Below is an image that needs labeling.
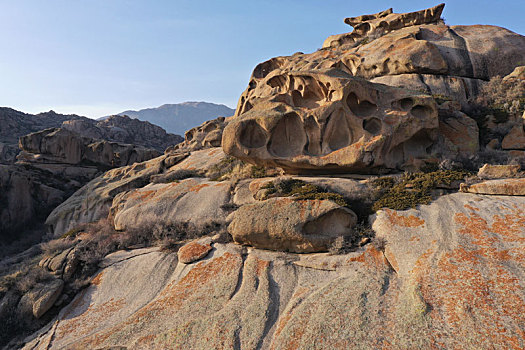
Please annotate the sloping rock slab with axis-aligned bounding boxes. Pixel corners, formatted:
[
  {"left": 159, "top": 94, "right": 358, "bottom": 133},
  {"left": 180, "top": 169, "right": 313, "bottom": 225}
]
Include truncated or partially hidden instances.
[
  {"left": 23, "top": 192, "right": 525, "bottom": 350},
  {"left": 111, "top": 178, "right": 232, "bottom": 231},
  {"left": 24, "top": 249, "right": 177, "bottom": 349},
  {"left": 477, "top": 164, "right": 521, "bottom": 179},
  {"left": 373, "top": 192, "right": 525, "bottom": 349},
  {"left": 45, "top": 148, "right": 226, "bottom": 237}
]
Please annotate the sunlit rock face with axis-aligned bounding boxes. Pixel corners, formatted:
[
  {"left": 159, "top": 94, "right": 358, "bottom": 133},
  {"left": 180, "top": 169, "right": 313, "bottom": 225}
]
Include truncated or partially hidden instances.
[
  {"left": 223, "top": 70, "right": 438, "bottom": 174},
  {"left": 223, "top": 3, "right": 525, "bottom": 174}
]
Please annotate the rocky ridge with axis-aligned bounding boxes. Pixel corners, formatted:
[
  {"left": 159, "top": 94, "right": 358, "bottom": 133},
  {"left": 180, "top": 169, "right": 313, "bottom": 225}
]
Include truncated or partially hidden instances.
[{"left": 0, "top": 112, "right": 182, "bottom": 251}]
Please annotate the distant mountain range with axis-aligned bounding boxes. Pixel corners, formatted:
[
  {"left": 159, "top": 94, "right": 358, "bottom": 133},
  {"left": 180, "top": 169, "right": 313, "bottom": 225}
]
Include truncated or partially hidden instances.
[{"left": 112, "top": 101, "right": 235, "bottom": 136}]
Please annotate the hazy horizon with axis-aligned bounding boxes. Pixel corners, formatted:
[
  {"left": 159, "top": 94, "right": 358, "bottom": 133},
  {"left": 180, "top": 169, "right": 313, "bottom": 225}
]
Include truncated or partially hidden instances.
[{"left": 1, "top": 0, "right": 524, "bottom": 119}]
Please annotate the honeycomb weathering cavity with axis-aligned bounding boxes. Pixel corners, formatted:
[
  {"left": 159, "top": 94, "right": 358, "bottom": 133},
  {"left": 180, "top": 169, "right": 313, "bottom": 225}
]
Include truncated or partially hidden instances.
[{"left": 222, "top": 70, "right": 439, "bottom": 173}]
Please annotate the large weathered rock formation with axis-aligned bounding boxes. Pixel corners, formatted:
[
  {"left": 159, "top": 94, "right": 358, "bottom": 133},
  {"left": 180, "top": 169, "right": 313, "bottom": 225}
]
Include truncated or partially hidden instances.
[
  {"left": 223, "top": 3, "right": 525, "bottom": 173},
  {"left": 1, "top": 4, "right": 524, "bottom": 350}
]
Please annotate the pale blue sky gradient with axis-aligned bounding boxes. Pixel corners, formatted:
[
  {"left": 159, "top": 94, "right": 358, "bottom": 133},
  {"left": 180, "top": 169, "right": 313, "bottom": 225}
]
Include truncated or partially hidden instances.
[{"left": 0, "top": 0, "right": 523, "bottom": 118}]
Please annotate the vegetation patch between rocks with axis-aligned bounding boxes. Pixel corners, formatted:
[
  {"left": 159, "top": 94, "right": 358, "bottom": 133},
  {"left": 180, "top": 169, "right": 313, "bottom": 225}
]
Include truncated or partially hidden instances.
[
  {"left": 206, "top": 155, "right": 280, "bottom": 182},
  {"left": 261, "top": 179, "right": 349, "bottom": 207},
  {"left": 371, "top": 170, "right": 471, "bottom": 211}
]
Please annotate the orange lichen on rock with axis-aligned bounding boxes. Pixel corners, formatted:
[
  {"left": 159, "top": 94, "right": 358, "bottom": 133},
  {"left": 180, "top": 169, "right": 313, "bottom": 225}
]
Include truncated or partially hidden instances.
[
  {"left": 188, "top": 183, "right": 210, "bottom": 193},
  {"left": 178, "top": 241, "right": 213, "bottom": 264},
  {"left": 54, "top": 298, "right": 126, "bottom": 343},
  {"left": 255, "top": 258, "right": 270, "bottom": 277},
  {"left": 463, "top": 204, "right": 479, "bottom": 211},
  {"left": 75, "top": 252, "right": 243, "bottom": 348},
  {"left": 91, "top": 271, "right": 104, "bottom": 286},
  {"left": 385, "top": 209, "right": 425, "bottom": 227},
  {"left": 410, "top": 204, "right": 525, "bottom": 349}
]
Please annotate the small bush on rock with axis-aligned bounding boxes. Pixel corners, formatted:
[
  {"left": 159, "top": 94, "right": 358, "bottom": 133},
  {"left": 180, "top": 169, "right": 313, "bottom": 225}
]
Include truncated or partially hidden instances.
[{"left": 468, "top": 74, "right": 525, "bottom": 145}]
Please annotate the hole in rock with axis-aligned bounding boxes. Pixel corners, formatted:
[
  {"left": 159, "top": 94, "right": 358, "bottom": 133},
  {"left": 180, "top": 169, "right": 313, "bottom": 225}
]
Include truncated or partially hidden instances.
[
  {"left": 399, "top": 98, "right": 413, "bottom": 110},
  {"left": 292, "top": 87, "right": 321, "bottom": 108},
  {"left": 239, "top": 120, "right": 267, "bottom": 148},
  {"left": 354, "top": 22, "right": 371, "bottom": 36},
  {"left": 268, "top": 112, "right": 307, "bottom": 157},
  {"left": 303, "top": 209, "right": 355, "bottom": 238},
  {"left": 203, "top": 123, "right": 216, "bottom": 133},
  {"left": 267, "top": 75, "right": 286, "bottom": 89},
  {"left": 253, "top": 58, "right": 282, "bottom": 79},
  {"left": 241, "top": 101, "right": 253, "bottom": 114},
  {"left": 363, "top": 118, "right": 382, "bottom": 135},
  {"left": 389, "top": 129, "right": 435, "bottom": 166},
  {"left": 323, "top": 110, "right": 352, "bottom": 151},
  {"left": 346, "top": 92, "right": 377, "bottom": 117},
  {"left": 411, "top": 105, "right": 433, "bottom": 118},
  {"left": 304, "top": 115, "right": 322, "bottom": 156},
  {"left": 185, "top": 130, "right": 194, "bottom": 141}
]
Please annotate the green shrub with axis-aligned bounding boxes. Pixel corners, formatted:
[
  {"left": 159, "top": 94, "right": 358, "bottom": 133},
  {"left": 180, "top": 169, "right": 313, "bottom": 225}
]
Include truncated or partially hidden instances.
[{"left": 469, "top": 74, "right": 525, "bottom": 145}]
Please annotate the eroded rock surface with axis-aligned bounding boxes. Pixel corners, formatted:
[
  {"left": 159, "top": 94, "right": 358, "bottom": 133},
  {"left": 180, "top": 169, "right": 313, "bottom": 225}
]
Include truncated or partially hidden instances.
[
  {"left": 477, "top": 164, "right": 521, "bottom": 179},
  {"left": 0, "top": 164, "right": 78, "bottom": 243},
  {"left": 461, "top": 178, "right": 525, "bottom": 196},
  {"left": 167, "top": 116, "right": 228, "bottom": 153},
  {"left": 111, "top": 178, "right": 232, "bottom": 232},
  {"left": 223, "top": 74, "right": 439, "bottom": 173},
  {"left": 62, "top": 115, "right": 183, "bottom": 152}
]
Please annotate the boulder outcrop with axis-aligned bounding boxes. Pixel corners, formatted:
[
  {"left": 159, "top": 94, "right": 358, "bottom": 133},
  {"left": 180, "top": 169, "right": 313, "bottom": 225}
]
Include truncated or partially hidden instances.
[
  {"left": 229, "top": 197, "right": 357, "bottom": 253},
  {"left": 177, "top": 238, "right": 213, "bottom": 264},
  {"left": 0, "top": 109, "right": 87, "bottom": 164},
  {"left": 2, "top": 5, "right": 524, "bottom": 349},
  {"left": 62, "top": 115, "right": 183, "bottom": 152},
  {"left": 0, "top": 108, "right": 183, "bottom": 165},
  {"left": 460, "top": 178, "right": 525, "bottom": 196},
  {"left": 0, "top": 164, "right": 78, "bottom": 244},
  {"left": 167, "top": 116, "right": 227, "bottom": 153},
  {"left": 223, "top": 4, "right": 524, "bottom": 173},
  {"left": 111, "top": 178, "right": 232, "bottom": 232}
]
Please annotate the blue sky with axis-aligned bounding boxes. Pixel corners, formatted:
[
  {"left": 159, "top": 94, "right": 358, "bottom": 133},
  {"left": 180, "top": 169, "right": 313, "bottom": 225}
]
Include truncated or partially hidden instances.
[{"left": 0, "top": 0, "right": 523, "bottom": 118}]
